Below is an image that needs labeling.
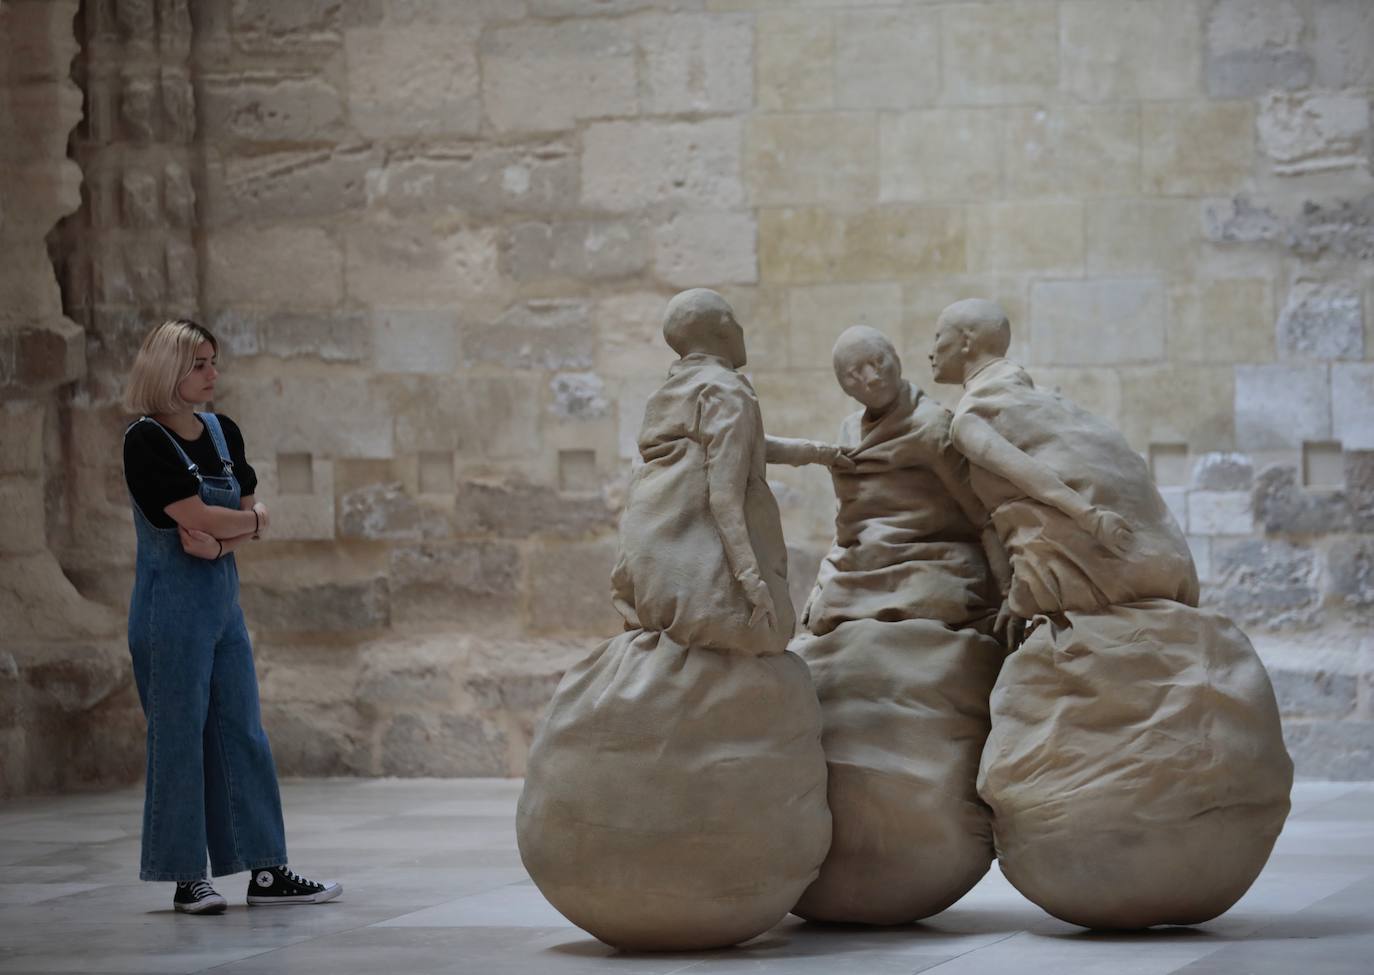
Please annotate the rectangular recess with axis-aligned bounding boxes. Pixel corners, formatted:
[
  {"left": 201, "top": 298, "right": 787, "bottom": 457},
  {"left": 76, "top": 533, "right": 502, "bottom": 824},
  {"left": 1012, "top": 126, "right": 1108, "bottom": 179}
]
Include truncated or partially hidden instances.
[
  {"left": 418, "top": 450, "right": 455, "bottom": 494},
  {"left": 1303, "top": 441, "right": 1344, "bottom": 489},
  {"left": 1149, "top": 443, "right": 1190, "bottom": 487},
  {"left": 277, "top": 452, "right": 313, "bottom": 495},
  {"left": 559, "top": 449, "right": 598, "bottom": 493}
]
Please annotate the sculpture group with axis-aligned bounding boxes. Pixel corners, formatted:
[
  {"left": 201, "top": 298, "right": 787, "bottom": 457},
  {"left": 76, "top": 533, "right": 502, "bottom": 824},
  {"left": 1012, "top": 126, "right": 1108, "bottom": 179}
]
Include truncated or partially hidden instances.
[{"left": 517, "top": 289, "right": 1293, "bottom": 949}]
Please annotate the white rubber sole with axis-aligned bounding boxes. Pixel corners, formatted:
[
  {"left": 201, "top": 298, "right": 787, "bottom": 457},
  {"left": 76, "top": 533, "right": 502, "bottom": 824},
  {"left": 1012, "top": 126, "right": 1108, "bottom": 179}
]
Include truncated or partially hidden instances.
[
  {"left": 247, "top": 881, "right": 342, "bottom": 906},
  {"left": 174, "top": 894, "right": 227, "bottom": 915}
]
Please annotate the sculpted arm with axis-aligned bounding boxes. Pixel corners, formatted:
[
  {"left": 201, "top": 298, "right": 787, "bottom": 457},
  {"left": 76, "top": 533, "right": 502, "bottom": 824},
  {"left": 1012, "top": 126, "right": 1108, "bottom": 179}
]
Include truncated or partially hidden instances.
[{"left": 766, "top": 435, "right": 855, "bottom": 471}]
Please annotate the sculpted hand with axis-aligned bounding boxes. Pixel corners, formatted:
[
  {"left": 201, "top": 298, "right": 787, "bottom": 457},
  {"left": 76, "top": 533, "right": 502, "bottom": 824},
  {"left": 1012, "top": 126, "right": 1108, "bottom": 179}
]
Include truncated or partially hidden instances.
[
  {"left": 822, "top": 444, "right": 856, "bottom": 472},
  {"left": 993, "top": 598, "right": 1024, "bottom": 652},
  {"left": 179, "top": 526, "right": 220, "bottom": 560},
  {"left": 738, "top": 567, "right": 777, "bottom": 630},
  {"left": 252, "top": 501, "right": 270, "bottom": 538},
  {"left": 1086, "top": 507, "right": 1134, "bottom": 556}
]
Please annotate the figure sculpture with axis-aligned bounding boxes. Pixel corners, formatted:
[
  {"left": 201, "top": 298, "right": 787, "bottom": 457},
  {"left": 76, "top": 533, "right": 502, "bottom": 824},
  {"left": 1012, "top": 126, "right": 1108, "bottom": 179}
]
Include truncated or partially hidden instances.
[
  {"left": 932, "top": 299, "right": 1293, "bottom": 930},
  {"left": 517, "top": 290, "right": 834, "bottom": 951},
  {"left": 789, "top": 326, "right": 1008, "bottom": 925}
]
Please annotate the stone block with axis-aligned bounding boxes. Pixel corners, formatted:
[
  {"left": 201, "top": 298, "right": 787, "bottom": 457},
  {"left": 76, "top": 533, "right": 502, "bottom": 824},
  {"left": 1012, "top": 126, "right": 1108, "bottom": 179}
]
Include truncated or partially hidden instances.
[
  {"left": 391, "top": 374, "right": 542, "bottom": 458},
  {"left": 638, "top": 13, "right": 752, "bottom": 114},
  {"left": 1253, "top": 463, "right": 1350, "bottom": 535},
  {"left": 549, "top": 373, "right": 610, "bottom": 421},
  {"left": 1208, "top": 537, "right": 1319, "bottom": 630},
  {"left": 242, "top": 578, "right": 389, "bottom": 632},
  {"left": 1167, "top": 278, "right": 1274, "bottom": 364},
  {"left": 1333, "top": 364, "right": 1374, "bottom": 451},
  {"left": 653, "top": 211, "right": 758, "bottom": 287},
  {"left": 1235, "top": 364, "right": 1331, "bottom": 451},
  {"left": 1327, "top": 538, "right": 1374, "bottom": 616},
  {"left": 199, "top": 74, "right": 346, "bottom": 144},
  {"left": 219, "top": 376, "right": 393, "bottom": 458},
  {"left": 452, "top": 478, "right": 616, "bottom": 540},
  {"left": 835, "top": 9, "right": 938, "bottom": 109},
  {"left": 1269, "top": 670, "right": 1358, "bottom": 718},
  {"left": 1347, "top": 451, "right": 1374, "bottom": 532},
  {"left": 481, "top": 21, "right": 637, "bottom": 133},
  {"left": 346, "top": 221, "right": 501, "bottom": 307},
  {"left": 15, "top": 319, "right": 85, "bottom": 388},
  {"left": 1193, "top": 452, "right": 1254, "bottom": 491},
  {"left": 595, "top": 292, "right": 673, "bottom": 378},
  {"left": 258, "top": 312, "right": 371, "bottom": 363},
  {"left": 502, "top": 220, "right": 648, "bottom": 282},
  {"left": 205, "top": 145, "right": 376, "bottom": 225},
  {"left": 464, "top": 300, "right": 594, "bottom": 371},
  {"left": 529, "top": 0, "right": 701, "bottom": 13},
  {"left": 1313, "top": 0, "right": 1374, "bottom": 88},
  {"left": 1278, "top": 282, "right": 1364, "bottom": 361},
  {"left": 229, "top": 0, "right": 342, "bottom": 44},
  {"left": 120, "top": 170, "right": 159, "bottom": 227},
  {"left": 345, "top": 27, "right": 481, "bottom": 139},
  {"left": 372, "top": 310, "right": 459, "bottom": 374},
  {"left": 206, "top": 227, "right": 343, "bottom": 310},
  {"left": 339, "top": 483, "right": 423, "bottom": 540},
  {"left": 880, "top": 109, "right": 1001, "bottom": 203},
  {"left": 1258, "top": 92, "right": 1368, "bottom": 176},
  {"left": 379, "top": 712, "right": 509, "bottom": 777},
  {"left": 262, "top": 701, "right": 370, "bottom": 777},
  {"left": 1283, "top": 720, "right": 1374, "bottom": 780},
  {"left": 0, "top": 402, "right": 43, "bottom": 476},
  {"left": 755, "top": 10, "right": 834, "bottom": 111},
  {"left": 166, "top": 162, "right": 195, "bottom": 227},
  {"left": 1142, "top": 101, "right": 1254, "bottom": 194},
  {"left": 1028, "top": 278, "right": 1165, "bottom": 367},
  {"left": 528, "top": 539, "right": 620, "bottom": 635},
  {"left": 941, "top": 1, "right": 1059, "bottom": 105},
  {"left": 0, "top": 476, "right": 46, "bottom": 555},
  {"left": 160, "top": 71, "right": 196, "bottom": 144},
  {"left": 1086, "top": 199, "right": 1200, "bottom": 276},
  {"left": 1189, "top": 490, "right": 1253, "bottom": 536},
  {"left": 250, "top": 453, "right": 336, "bottom": 540},
  {"left": 1060, "top": 0, "right": 1201, "bottom": 101},
  {"left": 966, "top": 202, "right": 1083, "bottom": 275},
  {"left": 746, "top": 113, "right": 879, "bottom": 206},
  {"left": 366, "top": 142, "right": 578, "bottom": 218},
  {"left": 1204, "top": 0, "right": 1311, "bottom": 97},
  {"left": 388, "top": 540, "right": 523, "bottom": 625},
  {"left": 1119, "top": 365, "right": 1235, "bottom": 453},
  {"left": 582, "top": 119, "right": 743, "bottom": 211},
  {"left": 788, "top": 283, "right": 902, "bottom": 373},
  {"left": 758, "top": 205, "right": 965, "bottom": 284}
]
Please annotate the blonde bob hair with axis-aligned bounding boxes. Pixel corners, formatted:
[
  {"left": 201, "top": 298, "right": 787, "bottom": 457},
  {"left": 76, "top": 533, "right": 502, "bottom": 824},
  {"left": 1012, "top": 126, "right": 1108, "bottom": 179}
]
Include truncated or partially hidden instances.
[{"left": 123, "top": 319, "right": 219, "bottom": 416}]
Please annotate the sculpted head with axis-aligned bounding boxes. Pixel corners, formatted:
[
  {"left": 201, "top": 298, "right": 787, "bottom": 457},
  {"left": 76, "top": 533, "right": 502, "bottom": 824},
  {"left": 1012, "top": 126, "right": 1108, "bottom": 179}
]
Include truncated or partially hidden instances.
[
  {"left": 832, "top": 325, "right": 903, "bottom": 412},
  {"left": 662, "top": 288, "right": 747, "bottom": 369},
  {"left": 930, "top": 299, "right": 1011, "bottom": 385}
]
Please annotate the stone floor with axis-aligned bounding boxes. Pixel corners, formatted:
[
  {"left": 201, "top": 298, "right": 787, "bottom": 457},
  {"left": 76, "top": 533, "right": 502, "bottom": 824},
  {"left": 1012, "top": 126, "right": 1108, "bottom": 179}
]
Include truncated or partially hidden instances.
[{"left": 0, "top": 779, "right": 1371, "bottom": 974}]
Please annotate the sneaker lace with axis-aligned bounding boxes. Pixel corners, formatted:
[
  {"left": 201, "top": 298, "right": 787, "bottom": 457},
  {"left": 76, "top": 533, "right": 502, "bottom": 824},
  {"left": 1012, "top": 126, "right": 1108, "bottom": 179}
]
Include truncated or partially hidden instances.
[
  {"left": 184, "top": 879, "right": 216, "bottom": 899},
  {"left": 279, "top": 866, "right": 314, "bottom": 888}
]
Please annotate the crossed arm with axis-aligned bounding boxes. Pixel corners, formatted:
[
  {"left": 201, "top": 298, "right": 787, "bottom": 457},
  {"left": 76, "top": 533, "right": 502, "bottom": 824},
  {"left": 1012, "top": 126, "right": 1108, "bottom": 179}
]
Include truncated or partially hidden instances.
[{"left": 166, "top": 494, "right": 269, "bottom": 560}]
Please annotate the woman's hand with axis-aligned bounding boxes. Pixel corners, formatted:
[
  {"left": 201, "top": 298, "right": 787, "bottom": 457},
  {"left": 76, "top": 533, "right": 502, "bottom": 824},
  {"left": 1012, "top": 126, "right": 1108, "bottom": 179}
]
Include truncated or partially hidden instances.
[
  {"left": 251, "top": 502, "right": 270, "bottom": 538},
  {"left": 179, "top": 526, "right": 221, "bottom": 560}
]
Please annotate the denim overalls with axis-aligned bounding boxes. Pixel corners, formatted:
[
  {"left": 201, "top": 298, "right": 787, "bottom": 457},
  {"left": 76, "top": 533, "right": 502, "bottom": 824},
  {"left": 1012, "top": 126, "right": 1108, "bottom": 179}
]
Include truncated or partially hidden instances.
[{"left": 126, "top": 413, "right": 287, "bottom": 882}]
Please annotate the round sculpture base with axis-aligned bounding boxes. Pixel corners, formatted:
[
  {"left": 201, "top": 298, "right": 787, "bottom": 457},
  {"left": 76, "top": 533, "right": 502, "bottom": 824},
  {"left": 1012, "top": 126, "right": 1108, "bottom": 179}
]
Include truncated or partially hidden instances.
[{"left": 517, "top": 629, "right": 832, "bottom": 952}]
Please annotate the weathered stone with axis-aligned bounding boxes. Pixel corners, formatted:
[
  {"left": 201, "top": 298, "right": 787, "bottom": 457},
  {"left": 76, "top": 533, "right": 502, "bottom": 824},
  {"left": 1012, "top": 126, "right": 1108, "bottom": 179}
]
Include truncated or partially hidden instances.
[
  {"left": 1204, "top": 195, "right": 1374, "bottom": 262},
  {"left": 366, "top": 142, "right": 577, "bottom": 217},
  {"left": 372, "top": 310, "right": 459, "bottom": 374},
  {"left": 164, "top": 239, "right": 197, "bottom": 306},
  {"left": 1252, "top": 464, "right": 1350, "bottom": 536},
  {"left": 746, "top": 113, "right": 879, "bottom": 206},
  {"left": 582, "top": 119, "right": 743, "bottom": 211},
  {"left": 346, "top": 221, "right": 502, "bottom": 306},
  {"left": 388, "top": 540, "right": 523, "bottom": 624},
  {"left": 452, "top": 478, "right": 615, "bottom": 539},
  {"left": 835, "top": 9, "right": 937, "bottom": 109},
  {"left": 1193, "top": 452, "right": 1255, "bottom": 491},
  {"left": 1207, "top": 537, "right": 1320, "bottom": 629},
  {"left": 230, "top": 0, "right": 342, "bottom": 47},
  {"left": 208, "top": 309, "right": 261, "bottom": 357},
  {"left": 199, "top": 75, "right": 345, "bottom": 144},
  {"left": 380, "top": 712, "right": 509, "bottom": 777},
  {"left": 1234, "top": 364, "right": 1331, "bottom": 450},
  {"left": 1283, "top": 720, "right": 1374, "bottom": 780},
  {"left": 206, "top": 145, "right": 376, "bottom": 225},
  {"left": 346, "top": 27, "right": 481, "bottom": 138},
  {"left": 1333, "top": 364, "right": 1374, "bottom": 450},
  {"left": 1326, "top": 538, "right": 1374, "bottom": 615},
  {"left": 529, "top": 0, "right": 698, "bottom": 13},
  {"left": 527, "top": 539, "right": 619, "bottom": 635},
  {"left": 392, "top": 374, "right": 541, "bottom": 458},
  {"left": 967, "top": 202, "right": 1083, "bottom": 275},
  {"left": 755, "top": 10, "right": 833, "bottom": 111},
  {"left": 788, "top": 282, "right": 902, "bottom": 372},
  {"left": 1060, "top": 0, "right": 1200, "bottom": 101},
  {"left": 249, "top": 453, "right": 336, "bottom": 540},
  {"left": 941, "top": 1, "right": 1058, "bottom": 105},
  {"left": 1143, "top": 99, "right": 1254, "bottom": 194},
  {"left": 0, "top": 402, "right": 43, "bottom": 477},
  {"left": 502, "top": 220, "right": 647, "bottom": 283},
  {"left": 880, "top": 109, "right": 1001, "bottom": 202},
  {"left": 1205, "top": 0, "right": 1311, "bottom": 97},
  {"left": 1189, "top": 491, "right": 1253, "bottom": 536},
  {"left": 339, "top": 483, "right": 422, "bottom": 541},
  {"left": 653, "top": 210, "right": 757, "bottom": 287},
  {"left": 15, "top": 319, "right": 84, "bottom": 388},
  {"left": 15, "top": 641, "right": 129, "bottom": 715},
  {"left": 263, "top": 312, "right": 371, "bottom": 363},
  {"left": 220, "top": 376, "right": 393, "bottom": 458},
  {"left": 159, "top": 71, "right": 195, "bottom": 144},
  {"left": 638, "top": 13, "right": 752, "bottom": 114},
  {"left": 1119, "top": 365, "right": 1234, "bottom": 453},
  {"left": 119, "top": 75, "right": 156, "bottom": 142},
  {"left": 1313, "top": 0, "right": 1374, "bottom": 88},
  {"left": 1167, "top": 278, "right": 1273, "bottom": 365},
  {"left": 595, "top": 291, "right": 675, "bottom": 377},
  {"left": 549, "top": 373, "right": 609, "bottom": 421},
  {"left": 162, "top": 162, "right": 195, "bottom": 226},
  {"left": 465, "top": 300, "right": 594, "bottom": 370},
  {"left": 1346, "top": 451, "right": 1374, "bottom": 532},
  {"left": 1086, "top": 199, "right": 1199, "bottom": 275},
  {"left": 120, "top": 170, "right": 159, "bottom": 226},
  {"left": 481, "top": 21, "right": 637, "bottom": 133},
  {"left": 1278, "top": 282, "right": 1363, "bottom": 361},
  {"left": 758, "top": 205, "right": 965, "bottom": 284},
  {"left": 1202, "top": 195, "right": 1286, "bottom": 246},
  {"left": 242, "top": 578, "right": 389, "bottom": 632},
  {"left": 205, "top": 227, "right": 344, "bottom": 309},
  {"left": 261, "top": 701, "right": 370, "bottom": 777},
  {"left": 1269, "top": 670, "right": 1358, "bottom": 718},
  {"left": 1028, "top": 278, "right": 1164, "bottom": 367},
  {"left": 1258, "top": 92, "right": 1368, "bottom": 176}
]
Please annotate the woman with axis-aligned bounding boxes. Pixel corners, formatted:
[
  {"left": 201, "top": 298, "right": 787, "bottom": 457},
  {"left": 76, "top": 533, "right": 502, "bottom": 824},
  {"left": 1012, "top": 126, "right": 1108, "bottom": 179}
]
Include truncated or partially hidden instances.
[{"left": 122, "top": 318, "right": 341, "bottom": 915}]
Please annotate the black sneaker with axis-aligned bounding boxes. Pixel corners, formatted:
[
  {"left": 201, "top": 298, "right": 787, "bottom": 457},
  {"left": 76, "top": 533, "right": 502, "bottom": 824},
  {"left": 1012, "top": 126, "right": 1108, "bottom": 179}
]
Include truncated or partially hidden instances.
[
  {"left": 173, "top": 879, "right": 227, "bottom": 915},
  {"left": 246, "top": 865, "right": 342, "bottom": 906}
]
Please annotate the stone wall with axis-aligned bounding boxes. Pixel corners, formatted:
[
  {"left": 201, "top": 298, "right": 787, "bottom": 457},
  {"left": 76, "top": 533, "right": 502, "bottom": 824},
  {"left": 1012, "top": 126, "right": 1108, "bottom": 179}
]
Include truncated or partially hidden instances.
[{"left": 6, "top": 0, "right": 1373, "bottom": 794}]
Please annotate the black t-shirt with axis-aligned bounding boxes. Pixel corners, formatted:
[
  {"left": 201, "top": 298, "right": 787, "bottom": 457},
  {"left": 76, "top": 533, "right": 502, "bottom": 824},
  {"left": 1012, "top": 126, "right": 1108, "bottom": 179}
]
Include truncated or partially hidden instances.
[{"left": 123, "top": 414, "right": 258, "bottom": 529}]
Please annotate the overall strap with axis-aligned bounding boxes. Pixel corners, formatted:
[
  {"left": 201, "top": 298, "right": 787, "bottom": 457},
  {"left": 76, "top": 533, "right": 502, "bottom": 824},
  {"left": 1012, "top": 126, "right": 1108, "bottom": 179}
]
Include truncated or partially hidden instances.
[
  {"left": 197, "top": 413, "right": 235, "bottom": 476},
  {"left": 128, "top": 416, "right": 200, "bottom": 479}
]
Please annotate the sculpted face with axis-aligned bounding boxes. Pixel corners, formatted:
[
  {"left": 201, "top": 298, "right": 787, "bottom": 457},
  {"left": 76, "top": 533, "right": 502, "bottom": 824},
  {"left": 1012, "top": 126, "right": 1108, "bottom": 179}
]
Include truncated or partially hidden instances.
[
  {"left": 722, "top": 309, "right": 747, "bottom": 369},
  {"left": 833, "top": 328, "right": 903, "bottom": 411},
  {"left": 929, "top": 318, "right": 968, "bottom": 385}
]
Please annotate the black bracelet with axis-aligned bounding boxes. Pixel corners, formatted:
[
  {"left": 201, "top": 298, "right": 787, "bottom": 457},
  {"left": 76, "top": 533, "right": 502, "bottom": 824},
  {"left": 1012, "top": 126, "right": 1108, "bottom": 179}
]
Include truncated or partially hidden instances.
[
  {"left": 252, "top": 508, "right": 260, "bottom": 538},
  {"left": 216, "top": 539, "right": 223, "bottom": 559}
]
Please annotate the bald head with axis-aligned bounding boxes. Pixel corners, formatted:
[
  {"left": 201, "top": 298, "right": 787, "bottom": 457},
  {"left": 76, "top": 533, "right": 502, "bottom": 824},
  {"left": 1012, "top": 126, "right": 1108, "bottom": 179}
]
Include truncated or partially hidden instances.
[
  {"left": 930, "top": 299, "right": 1011, "bottom": 385},
  {"left": 662, "top": 288, "right": 747, "bottom": 367},
  {"left": 833, "top": 325, "right": 903, "bottom": 411}
]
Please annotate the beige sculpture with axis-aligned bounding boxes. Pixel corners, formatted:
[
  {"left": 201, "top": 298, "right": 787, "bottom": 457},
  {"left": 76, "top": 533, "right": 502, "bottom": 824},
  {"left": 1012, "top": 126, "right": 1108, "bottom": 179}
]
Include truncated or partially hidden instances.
[
  {"left": 517, "top": 289, "right": 833, "bottom": 951},
  {"left": 931, "top": 299, "right": 1293, "bottom": 930},
  {"left": 789, "top": 326, "right": 1007, "bottom": 925}
]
